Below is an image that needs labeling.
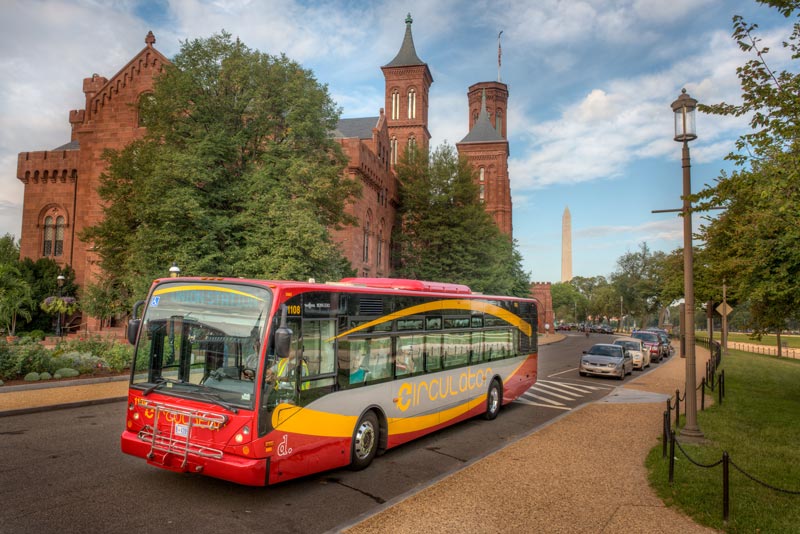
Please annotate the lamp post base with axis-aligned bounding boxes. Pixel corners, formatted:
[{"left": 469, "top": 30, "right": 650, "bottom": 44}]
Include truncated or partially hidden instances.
[{"left": 678, "top": 425, "right": 706, "bottom": 443}]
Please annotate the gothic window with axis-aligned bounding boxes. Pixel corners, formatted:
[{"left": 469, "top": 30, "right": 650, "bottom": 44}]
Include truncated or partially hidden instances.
[
  {"left": 362, "top": 220, "right": 370, "bottom": 263},
  {"left": 138, "top": 92, "right": 156, "bottom": 127},
  {"left": 391, "top": 136, "right": 398, "bottom": 165},
  {"left": 391, "top": 90, "right": 400, "bottom": 120},
  {"left": 479, "top": 168, "right": 486, "bottom": 203},
  {"left": 407, "top": 136, "right": 416, "bottom": 161},
  {"left": 407, "top": 88, "right": 416, "bottom": 119},
  {"left": 54, "top": 216, "right": 65, "bottom": 257},
  {"left": 42, "top": 216, "right": 54, "bottom": 256},
  {"left": 377, "top": 227, "right": 384, "bottom": 267}
]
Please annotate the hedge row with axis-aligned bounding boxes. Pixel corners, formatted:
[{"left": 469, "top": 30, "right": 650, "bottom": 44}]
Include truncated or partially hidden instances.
[{"left": 0, "top": 336, "right": 133, "bottom": 382}]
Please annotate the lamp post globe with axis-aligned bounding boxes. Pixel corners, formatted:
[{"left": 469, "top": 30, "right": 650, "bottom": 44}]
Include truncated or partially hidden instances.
[
  {"left": 672, "top": 88, "right": 703, "bottom": 441},
  {"left": 169, "top": 262, "right": 181, "bottom": 278}
]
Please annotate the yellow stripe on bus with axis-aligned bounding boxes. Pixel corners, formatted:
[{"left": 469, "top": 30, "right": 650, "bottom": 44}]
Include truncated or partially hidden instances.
[
  {"left": 330, "top": 299, "right": 532, "bottom": 340},
  {"left": 153, "top": 284, "right": 265, "bottom": 301},
  {"left": 271, "top": 394, "right": 489, "bottom": 438}
]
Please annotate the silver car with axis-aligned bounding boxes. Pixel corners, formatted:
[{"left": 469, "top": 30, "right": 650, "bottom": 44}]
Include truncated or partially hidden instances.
[
  {"left": 613, "top": 337, "right": 650, "bottom": 370},
  {"left": 579, "top": 343, "right": 633, "bottom": 380}
]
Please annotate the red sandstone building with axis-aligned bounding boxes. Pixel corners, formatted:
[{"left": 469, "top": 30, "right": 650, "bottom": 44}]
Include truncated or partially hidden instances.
[{"left": 16, "top": 17, "right": 552, "bottom": 330}]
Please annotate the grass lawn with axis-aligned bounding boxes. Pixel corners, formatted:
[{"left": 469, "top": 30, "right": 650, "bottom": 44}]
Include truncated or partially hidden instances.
[
  {"left": 725, "top": 332, "right": 800, "bottom": 349},
  {"left": 646, "top": 349, "right": 800, "bottom": 532}
]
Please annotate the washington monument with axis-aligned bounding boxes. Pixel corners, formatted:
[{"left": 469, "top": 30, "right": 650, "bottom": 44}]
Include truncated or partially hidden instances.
[{"left": 561, "top": 206, "right": 572, "bottom": 282}]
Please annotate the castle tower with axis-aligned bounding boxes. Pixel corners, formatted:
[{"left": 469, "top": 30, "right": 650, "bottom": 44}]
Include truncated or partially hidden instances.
[
  {"left": 381, "top": 13, "right": 433, "bottom": 167},
  {"left": 562, "top": 206, "right": 572, "bottom": 282},
  {"left": 457, "top": 87, "right": 512, "bottom": 236}
]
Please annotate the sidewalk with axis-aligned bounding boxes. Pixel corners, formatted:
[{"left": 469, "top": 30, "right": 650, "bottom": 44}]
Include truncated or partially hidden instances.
[
  {"left": 0, "top": 338, "right": 717, "bottom": 533},
  {"left": 342, "top": 344, "right": 717, "bottom": 534}
]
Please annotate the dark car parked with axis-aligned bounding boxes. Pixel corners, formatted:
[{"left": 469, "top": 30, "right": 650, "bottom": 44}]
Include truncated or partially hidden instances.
[{"left": 631, "top": 330, "right": 665, "bottom": 363}]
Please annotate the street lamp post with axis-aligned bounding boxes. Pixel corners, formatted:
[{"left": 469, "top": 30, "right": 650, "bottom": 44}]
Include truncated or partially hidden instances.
[
  {"left": 619, "top": 296, "right": 623, "bottom": 333},
  {"left": 672, "top": 88, "right": 703, "bottom": 440},
  {"left": 56, "top": 274, "right": 65, "bottom": 337}
]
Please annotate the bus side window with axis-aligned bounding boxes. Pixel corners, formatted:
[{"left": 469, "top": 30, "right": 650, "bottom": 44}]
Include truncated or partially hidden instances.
[
  {"left": 368, "top": 336, "right": 392, "bottom": 380},
  {"left": 425, "top": 334, "right": 442, "bottom": 371},
  {"left": 396, "top": 334, "right": 423, "bottom": 377}
]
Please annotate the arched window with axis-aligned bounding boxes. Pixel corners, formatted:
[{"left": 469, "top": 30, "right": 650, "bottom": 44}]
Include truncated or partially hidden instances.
[
  {"left": 377, "top": 226, "right": 384, "bottom": 266},
  {"left": 479, "top": 168, "right": 485, "bottom": 203},
  {"left": 407, "top": 88, "right": 416, "bottom": 119},
  {"left": 391, "top": 136, "right": 398, "bottom": 165},
  {"left": 138, "top": 92, "right": 156, "bottom": 127},
  {"left": 42, "top": 216, "right": 54, "bottom": 256},
  {"left": 54, "top": 216, "right": 65, "bottom": 257},
  {"left": 362, "top": 220, "right": 370, "bottom": 263},
  {"left": 391, "top": 90, "right": 400, "bottom": 120},
  {"left": 406, "top": 136, "right": 417, "bottom": 162}
]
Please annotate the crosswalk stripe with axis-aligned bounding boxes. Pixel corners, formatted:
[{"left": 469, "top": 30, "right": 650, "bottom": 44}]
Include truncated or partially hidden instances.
[
  {"left": 528, "top": 385, "right": 578, "bottom": 401},
  {"left": 533, "top": 384, "right": 583, "bottom": 400},
  {"left": 536, "top": 380, "right": 595, "bottom": 393},
  {"left": 525, "top": 393, "right": 566, "bottom": 406},
  {"left": 514, "top": 398, "right": 571, "bottom": 410}
]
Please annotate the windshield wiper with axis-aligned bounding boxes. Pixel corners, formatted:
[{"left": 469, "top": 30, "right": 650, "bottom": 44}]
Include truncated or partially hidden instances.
[
  {"left": 143, "top": 378, "right": 167, "bottom": 396},
  {"left": 191, "top": 387, "right": 239, "bottom": 414}
]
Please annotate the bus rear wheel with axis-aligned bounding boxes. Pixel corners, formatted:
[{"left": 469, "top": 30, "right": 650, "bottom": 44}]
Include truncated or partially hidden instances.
[
  {"left": 350, "top": 411, "right": 379, "bottom": 470},
  {"left": 483, "top": 379, "right": 502, "bottom": 420}
]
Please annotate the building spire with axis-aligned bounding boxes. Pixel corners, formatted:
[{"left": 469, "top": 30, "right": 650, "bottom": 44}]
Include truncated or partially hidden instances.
[{"left": 384, "top": 13, "right": 425, "bottom": 67}]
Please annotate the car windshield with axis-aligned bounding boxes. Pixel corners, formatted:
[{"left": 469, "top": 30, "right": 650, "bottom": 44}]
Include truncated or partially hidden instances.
[
  {"left": 614, "top": 341, "right": 639, "bottom": 350},
  {"left": 632, "top": 332, "right": 659, "bottom": 343},
  {"left": 589, "top": 345, "right": 623, "bottom": 358},
  {"left": 131, "top": 281, "right": 272, "bottom": 410}
]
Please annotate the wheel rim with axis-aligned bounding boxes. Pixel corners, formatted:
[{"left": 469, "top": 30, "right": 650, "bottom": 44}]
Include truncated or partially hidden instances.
[
  {"left": 488, "top": 384, "right": 500, "bottom": 414},
  {"left": 354, "top": 419, "right": 376, "bottom": 460}
]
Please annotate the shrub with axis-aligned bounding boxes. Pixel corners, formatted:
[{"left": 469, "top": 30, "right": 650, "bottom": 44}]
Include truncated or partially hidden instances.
[
  {"left": 20, "top": 330, "right": 46, "bottom": 341},
  {"left": 15, "top": 342, "right": 53, "bottom": 376}
]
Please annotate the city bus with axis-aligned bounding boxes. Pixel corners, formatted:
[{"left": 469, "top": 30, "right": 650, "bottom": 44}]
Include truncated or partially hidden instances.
[{"left": 120, "top": 277, "right": 539, "bottom": 486}]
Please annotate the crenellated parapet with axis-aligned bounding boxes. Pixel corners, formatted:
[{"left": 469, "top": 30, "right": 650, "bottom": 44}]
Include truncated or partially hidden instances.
[{"left": 17, "top": 149, "right": 79, "bottom": 184}]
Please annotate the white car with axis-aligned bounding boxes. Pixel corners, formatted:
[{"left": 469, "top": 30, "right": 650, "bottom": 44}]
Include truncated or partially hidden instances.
[
  {"left": 613, "top": 337, "right": 650, "bottom": 370},
  {"left": 579, "top": 343, "right": 633, "bottom": 380}
]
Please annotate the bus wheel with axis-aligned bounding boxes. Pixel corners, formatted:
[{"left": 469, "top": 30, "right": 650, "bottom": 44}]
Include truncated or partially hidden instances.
[
  {"left": 350, "top": 411, "right": 379, "bottom": 470},
  {"left": 483, "top": 379, "right": 502, "bottom": 420}
]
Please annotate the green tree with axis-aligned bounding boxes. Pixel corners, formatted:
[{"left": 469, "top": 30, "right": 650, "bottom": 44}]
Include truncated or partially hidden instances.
[
  {"left": 0, "top": 234, "right": 19, "bottom": 266},
  {"left": 608, "top": 243, "right": 669, "bottom": 327},
  {"left": 83, "top": 32, "right": 359, "bottom": 304},
  {"left": 0, "top": 264, "right": 36, "bottom": 336},
  {"left": 393, "top": 144, "right": 530, "bottom": 296},
  {"left": 696, "top": 1, "right": 800, "bottom": 339},
  {"left": 80, "top": 281, "right": 125, "bottom": 329},
  {"left": 550, "top": 282, "right": 585, "bottom": 323},
  {"left": 16, "top": 259, "right": 77, "bottom": 333}
]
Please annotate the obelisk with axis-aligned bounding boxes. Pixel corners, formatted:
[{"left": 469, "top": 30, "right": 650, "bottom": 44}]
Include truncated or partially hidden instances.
[{"left": 561, "top": 206, "right": 572, "bottom": 282}]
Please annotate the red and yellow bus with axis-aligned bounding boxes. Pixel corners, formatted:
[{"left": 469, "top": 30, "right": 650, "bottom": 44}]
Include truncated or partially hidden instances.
[{"left": 121, "top": 277, "right": 538, "bottom": 486}]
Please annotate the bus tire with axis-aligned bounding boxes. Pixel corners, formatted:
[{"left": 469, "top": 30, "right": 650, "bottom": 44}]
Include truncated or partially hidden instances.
[
  {"left": 350, "top": 411, "right": 379, "bottom": 470},
  {"left": 483, "top": 379, "right": 502, "bottom": 420}
]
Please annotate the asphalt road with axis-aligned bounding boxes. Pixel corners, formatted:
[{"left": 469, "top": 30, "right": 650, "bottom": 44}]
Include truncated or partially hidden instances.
[{"left": 0, "top": 332, "right": 643, "bottom": 534}]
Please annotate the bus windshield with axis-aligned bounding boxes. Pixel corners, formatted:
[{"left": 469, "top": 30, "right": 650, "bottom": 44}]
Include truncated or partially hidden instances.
[{"left": 131, "top": 282, "right": 272, "bottom": 410}]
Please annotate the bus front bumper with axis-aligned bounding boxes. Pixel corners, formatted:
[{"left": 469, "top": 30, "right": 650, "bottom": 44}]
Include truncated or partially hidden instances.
[{"left": 121, "top": 430, "right": 268, "bottom": 486}]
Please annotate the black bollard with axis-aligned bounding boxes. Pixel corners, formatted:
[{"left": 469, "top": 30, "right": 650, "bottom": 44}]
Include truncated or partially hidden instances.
[{"left": 723, "top": 451, "right": 730, "bottom": 521}]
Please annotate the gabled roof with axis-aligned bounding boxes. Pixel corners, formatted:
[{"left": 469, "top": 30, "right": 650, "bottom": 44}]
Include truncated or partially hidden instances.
[
  {"left": 53, "top": 140, "right": 80, "bottom": 151},
  {"left": 383, "top": 13, "right": 426, "bottom": 68},
  {"left": 459, "top": 89, "right": 505, "bottom": 144},
  {"left": 332, "top": 117, "right": 379, "bottom": 139}
]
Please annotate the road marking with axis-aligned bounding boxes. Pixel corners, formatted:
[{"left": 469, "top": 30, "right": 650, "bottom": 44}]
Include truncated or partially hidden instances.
[
  {"left": 514, "top": 398, "right": 571, "bottom": 410},
  {"left": 538, "top": 379, "right": 611, "bottom": 392},
  {"left": 522, "top": 393, "right": 565, "bottom": 406},
  {"left": 532, "top": 383, "right": 581, "bottom": 400},
  {"left": 548, "top": 368, "right": 579, "bottom": 377}
]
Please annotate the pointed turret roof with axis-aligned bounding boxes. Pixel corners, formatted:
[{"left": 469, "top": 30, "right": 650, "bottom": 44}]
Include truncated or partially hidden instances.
[
  {"left": 460, "top": 89, "right": 505, "bottom": 143},
  {"left": 384, "top": 13, "right": 426, "bottom": 67}
]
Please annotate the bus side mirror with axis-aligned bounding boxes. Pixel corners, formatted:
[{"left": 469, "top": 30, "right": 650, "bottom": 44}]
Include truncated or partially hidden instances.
[
  {"left": 127, "top": 300, "right": 146, "bottom": 345},
  {"left": 274, "top": 326, "right": 293, "bottom": 358},
  {"left": 127, "top": 319, "right": 141, "bottom": 345}
]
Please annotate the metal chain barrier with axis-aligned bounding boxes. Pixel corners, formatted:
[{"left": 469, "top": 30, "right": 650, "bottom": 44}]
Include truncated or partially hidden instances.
[
  {"left": 729, "top": 458, "right": 800, "bottom": 495},
  {"left": 660, "top": 342, "right": 798, "bottom": 522}
]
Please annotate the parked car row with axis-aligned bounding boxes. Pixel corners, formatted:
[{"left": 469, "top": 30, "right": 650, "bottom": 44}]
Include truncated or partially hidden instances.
[
  {"left": 579, "top": 328, "right": 674, "bottom": 380},
  {"left": 556, "top": 323, "right": 616, "bottom": 334}
]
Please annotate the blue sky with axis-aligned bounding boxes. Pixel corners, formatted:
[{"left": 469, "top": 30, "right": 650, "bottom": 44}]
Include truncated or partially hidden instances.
[{"left": 0, "top": 0, "right": 794, "bottom": 283}]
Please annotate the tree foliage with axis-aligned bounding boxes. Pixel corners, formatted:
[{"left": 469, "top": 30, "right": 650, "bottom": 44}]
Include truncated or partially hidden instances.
[
  {"left": 392, "top": 144, "right": 530, "bottom": 296},
  {"left": 83, "top": 32, "right": 359, "bottom": 305},
  {"left": 696, "top": 1, "right": 800, "bottom": 334}
]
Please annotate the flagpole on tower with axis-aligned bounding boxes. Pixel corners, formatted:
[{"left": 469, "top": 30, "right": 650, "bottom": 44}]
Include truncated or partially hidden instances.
[{"left": 497, "top": 31, "right": 503, "bottom": 82}]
